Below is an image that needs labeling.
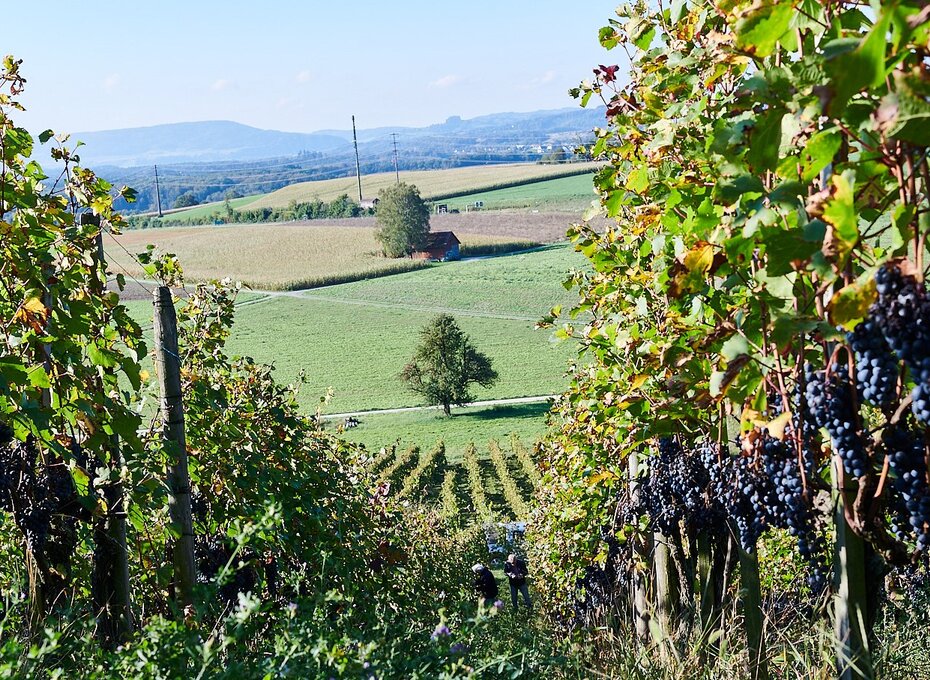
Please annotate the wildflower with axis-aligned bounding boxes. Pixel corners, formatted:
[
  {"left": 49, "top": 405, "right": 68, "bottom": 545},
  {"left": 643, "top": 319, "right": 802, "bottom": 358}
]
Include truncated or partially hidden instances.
[
  {"left": 493, "top": 600, "right": 504, "bottom": 610},
  {"left": 450, "top": 642, "right": 467, "bottom": 654},
  {"left": 431, "top": 623, "right": 451, "bottom": 640}
]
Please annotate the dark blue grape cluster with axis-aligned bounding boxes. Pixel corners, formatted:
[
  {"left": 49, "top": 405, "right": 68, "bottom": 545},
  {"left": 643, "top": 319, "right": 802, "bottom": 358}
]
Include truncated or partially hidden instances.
[
  {"left": 871, "top": 265, "right": 930, "bottom": 424},
  {"left": 847, "top": 319, "right": 898, "bottom": 408},
  {"left": 641, "top": 437, "right": 722, "bottom": 536},
  {"left": 641, "top": 438, "right": 686, "bottom": 534},
  {"left": 760, "top": 435, "right": 828, "bottom": 591},
  {"left": 912, "top": 382, "right": 930, "bottom": 425},
  {"left": 697, "top": 438, "right": 774, "bottom": 550},
  {"left": 884, "top": 425, "right": 930, "bottom": 552},
  {"left": 805, "top": 366, "right": 871, "bottom": 477}
]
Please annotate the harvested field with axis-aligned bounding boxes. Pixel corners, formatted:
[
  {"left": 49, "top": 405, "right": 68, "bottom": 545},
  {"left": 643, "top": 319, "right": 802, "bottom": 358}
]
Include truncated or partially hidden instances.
[
  {"left": 299, "top": 210, "right": 584, "bottom": 243},
  {"left": 105, "top": 223, "right": 534, "bottom": 291}
]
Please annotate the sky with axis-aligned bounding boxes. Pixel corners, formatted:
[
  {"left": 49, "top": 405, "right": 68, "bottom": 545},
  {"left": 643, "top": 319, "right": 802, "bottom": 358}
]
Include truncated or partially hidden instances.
[{"left": 5, "top": 1, "right": 620, "bottom": 135}]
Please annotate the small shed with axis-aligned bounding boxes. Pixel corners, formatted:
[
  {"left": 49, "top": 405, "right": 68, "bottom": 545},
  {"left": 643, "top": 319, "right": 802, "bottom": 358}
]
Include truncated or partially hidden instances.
[{"left": 412, "top": 231, "right": 460, "bottom": 261}]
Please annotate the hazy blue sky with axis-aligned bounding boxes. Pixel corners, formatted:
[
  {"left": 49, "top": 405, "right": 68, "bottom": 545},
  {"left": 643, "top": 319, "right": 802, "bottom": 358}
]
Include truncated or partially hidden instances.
[{"left": 6, "top": 1, "right": 619, "bottom": 135}]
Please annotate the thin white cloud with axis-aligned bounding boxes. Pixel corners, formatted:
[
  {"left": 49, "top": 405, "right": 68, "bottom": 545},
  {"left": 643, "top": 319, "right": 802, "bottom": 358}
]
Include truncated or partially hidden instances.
[
  {"left": 102, "top": 73, "right": 120, "bottom": 92},
  {"left": 212, "top": 78, "right": 232, "bottom": 92},
  {"left": 295, "top": 70, "right": 312, "bottom": 83},
  {"left": 429, "top": 74, "right": 462, "bottom": 88},
  {"left": 536, "top": 70, "right": 557, "bottom": 85},
  {"left": 519, "top": 70, "right": 560, "bottom": 91},
  {"left": 276, "top": 97, "right": 303, "bottom": 111}
]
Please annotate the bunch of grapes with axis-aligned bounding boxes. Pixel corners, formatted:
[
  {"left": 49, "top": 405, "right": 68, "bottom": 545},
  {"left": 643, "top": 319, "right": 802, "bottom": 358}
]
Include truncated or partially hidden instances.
[
  {"left": 0, "top": 426, "right": 33, "bottom": 510},
  {"left": 884, "top": 425, "right": 930, "bottom": 552},
  {"left": 640, "top": 438, "right": 722, "bottom": 535},
  {"left": 760, "top": 435, "right": 828, "bottom": 590},
  {"left": 847, "top": 319, "right": 898, "bottom": 409},
  {"left": 697, "top": 438, "right": 774, "bottom": 550},
  {"left": 196, "top": 533, "right": 259, "bottom": 603},
  {"left": 804, "top": 366, "right": 871, "bottom": 478},
  {"left": 871, "top": 265, "right": 930, "bottom": 424}
]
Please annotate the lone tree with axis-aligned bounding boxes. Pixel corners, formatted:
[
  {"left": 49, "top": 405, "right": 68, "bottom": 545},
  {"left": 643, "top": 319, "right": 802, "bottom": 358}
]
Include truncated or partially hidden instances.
[
  {"left": 375, "top": 182, "right": 430, "bottom": 257},
  {"left": 400, "top": 315, "right": 498, "bottom": 415}
]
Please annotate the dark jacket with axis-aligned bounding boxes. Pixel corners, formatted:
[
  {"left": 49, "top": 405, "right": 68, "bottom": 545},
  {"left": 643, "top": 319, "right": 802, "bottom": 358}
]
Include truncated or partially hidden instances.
[
  {"left": 474, "top": 567, "right": 499, "bottom": 599},
  {"left": 504, "top": 558, "right": 528, "bottom": 587}
]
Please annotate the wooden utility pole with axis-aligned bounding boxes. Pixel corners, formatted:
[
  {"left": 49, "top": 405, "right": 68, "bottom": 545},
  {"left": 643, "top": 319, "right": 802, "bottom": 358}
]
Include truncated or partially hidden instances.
[
  {"left": 154, "top": 165, "right": 163, "bottom": 218},
  {"left": 86, "top": 213, "right": 134, "bottom": 645},
  {"left": 153, "top": 286, "right": 196, "bottom": 607},
  {"left": 352, "top": 116, "right": 363, "bottom": 203}
]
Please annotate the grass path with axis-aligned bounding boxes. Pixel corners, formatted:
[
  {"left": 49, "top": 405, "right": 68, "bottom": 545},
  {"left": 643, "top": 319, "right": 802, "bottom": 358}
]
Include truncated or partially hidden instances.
[{"left": 322, "top": 395, "right": 556, "bottom": 420}]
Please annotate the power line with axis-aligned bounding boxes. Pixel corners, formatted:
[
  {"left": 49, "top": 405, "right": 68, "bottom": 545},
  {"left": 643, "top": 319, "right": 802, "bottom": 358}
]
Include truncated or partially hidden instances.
[{"left": 390, "top": 133, "right": 399, "bottom": 183}]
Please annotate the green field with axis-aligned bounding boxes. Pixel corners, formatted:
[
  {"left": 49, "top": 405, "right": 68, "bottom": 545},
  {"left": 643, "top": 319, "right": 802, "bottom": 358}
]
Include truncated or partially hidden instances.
[
  {"left": 242, "top": 162, "right": 599, "bottom": 211},
  {"left": 155, "top": 194, "right": 263, "bottom": 222},
  {"left": 337, "top": 402, "right": 552, "bottom": 458},
  {"left": 442, "top": 173, "right": 597, "bottom": 212},
  {"left": 118, "top": 236, "right": 584, "bottom": 457},
  {"left": 306, "top": 243, "right": 585, "bottom": 319},
  {"left": 223, "top": 295, "right": 574, "bottom": 414}
]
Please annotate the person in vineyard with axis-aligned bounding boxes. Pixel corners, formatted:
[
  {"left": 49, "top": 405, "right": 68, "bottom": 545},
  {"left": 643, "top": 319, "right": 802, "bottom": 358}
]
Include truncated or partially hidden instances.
[
  {"left": 471, "top": 563, "right": 498, "bottom": 606},
  {"left": 504, "top": 553, "right": 532, "bottom": 611}
]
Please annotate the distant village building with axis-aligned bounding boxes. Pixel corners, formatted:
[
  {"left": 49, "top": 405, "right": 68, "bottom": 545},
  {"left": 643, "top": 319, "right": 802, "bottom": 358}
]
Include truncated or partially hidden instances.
[
  {"left": 412, "top": 231, "right": 460, "bottom": 261},
  {"left": 360, "top": 197, "right": 380, "bottom": 210}
]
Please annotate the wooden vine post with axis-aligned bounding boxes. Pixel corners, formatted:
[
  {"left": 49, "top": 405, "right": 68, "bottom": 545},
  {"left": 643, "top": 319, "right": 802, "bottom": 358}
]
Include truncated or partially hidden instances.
[
  {"left": 628, "top": 454, "right": 651, "bottom": 641},
  {"left": 87, "top": 214, "right": 134, "bottom": 644},
  {"left": 652, "top": 530, "right": 678, "bottom": 644},
  {"left": 832, "top": 458, "right": 873, "bottom": 680},
  {"left": 695, "top": 533, "right": 718, "bottom": 657},
  {"left": 737, "top": 546, "right": 768, "bottom": 680},
  {"left": 153, "top": 286, "right": 196, "bottom": 607}
]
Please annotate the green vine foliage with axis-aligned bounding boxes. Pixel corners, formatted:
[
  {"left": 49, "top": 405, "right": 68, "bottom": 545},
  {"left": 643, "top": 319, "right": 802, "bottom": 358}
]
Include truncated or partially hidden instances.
[
  {"left": 0, "top": 56, "right": 143, "bottom": 475},
  {"left": 533, "top": 0, "right": 930, "bottom": 615}
]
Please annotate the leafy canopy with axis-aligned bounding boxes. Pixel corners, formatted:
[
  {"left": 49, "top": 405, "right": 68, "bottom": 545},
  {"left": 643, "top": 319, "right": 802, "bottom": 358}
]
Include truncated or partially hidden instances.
[
  {"left": 375, "top": 182, "right": 430, "bottom": 257},
  {"left": 400, "top": 314, "right": 498, "bottom": 415}
]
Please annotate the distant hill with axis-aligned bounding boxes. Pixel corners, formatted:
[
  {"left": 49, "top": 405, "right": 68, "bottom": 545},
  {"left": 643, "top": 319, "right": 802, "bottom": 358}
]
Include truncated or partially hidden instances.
[
  {"left": 63, "top": 121, "right": 350, "bottom": 166},
  {"left": 39, "top": 106, "right": 605, "bottom": 213}
]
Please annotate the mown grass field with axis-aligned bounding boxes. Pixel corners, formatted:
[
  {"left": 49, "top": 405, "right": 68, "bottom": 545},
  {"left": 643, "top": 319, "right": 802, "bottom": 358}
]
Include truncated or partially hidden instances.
[
  {"left": 243, "top": 162, "right": 599, "bottom": 210},
  {"left": 338, "top": 402, "right": 551, "bottom": 459},
  {"left": 116, "top": 230, "right": 585, "bottom": 468},
  {"left": 222, "top": 294, "right": 574, "bottom": 414},
  {"left": 154, "top": 194, "right": 262, "bottom": 221},
  {"left": 307, "top": 243, "right": 585, "bottom": 318},
  {"left": 442, "top": 172, "right": 597, "bottom": 212},
  {"left": 105, "top": 224, "right": 533, "bottom": 290}
]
